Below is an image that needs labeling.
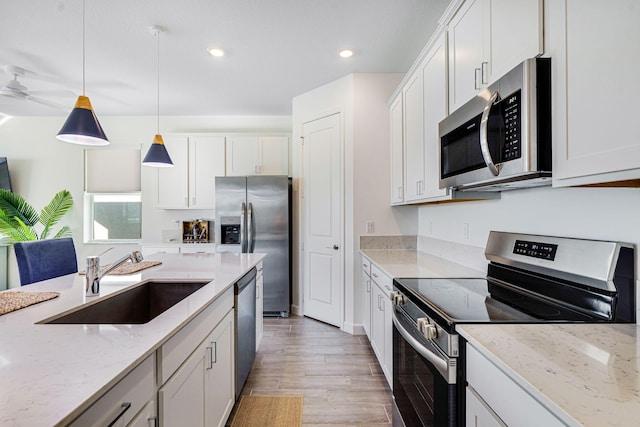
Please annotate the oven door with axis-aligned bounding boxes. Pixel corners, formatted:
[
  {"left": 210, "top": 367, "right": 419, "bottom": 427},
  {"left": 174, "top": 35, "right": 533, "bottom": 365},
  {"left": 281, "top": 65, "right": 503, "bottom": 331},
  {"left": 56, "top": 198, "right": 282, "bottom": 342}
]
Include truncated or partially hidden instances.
[{"left": 392, "top": 306, "right": 458, "bottom": 427}]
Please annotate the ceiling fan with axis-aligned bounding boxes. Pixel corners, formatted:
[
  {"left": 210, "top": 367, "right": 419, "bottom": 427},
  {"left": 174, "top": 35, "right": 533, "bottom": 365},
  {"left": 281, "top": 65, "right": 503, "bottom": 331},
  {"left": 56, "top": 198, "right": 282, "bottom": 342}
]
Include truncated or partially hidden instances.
[{"left": 0, "top": 65, "right": 73, "bottom": 109}]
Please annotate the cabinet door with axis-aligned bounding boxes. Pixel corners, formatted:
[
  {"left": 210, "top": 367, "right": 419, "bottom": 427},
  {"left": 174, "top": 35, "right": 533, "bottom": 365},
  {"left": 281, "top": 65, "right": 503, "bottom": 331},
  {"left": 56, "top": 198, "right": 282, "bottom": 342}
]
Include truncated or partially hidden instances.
[
  {"left": 486, "top": 0, "right": 543, "bottom": 84},
  {"left": 259, "top": 136, "right": 289, "bottom": 175},
  {"left": 549, "top": 0, "right": 640, "bottom": 185},
  {"left": 127, "top": 400, "right": 155, "bottom": 427},
  {"left": 159, "top": 338, "right": 208, "bottom": 427},
  {"left": 389, "top": 95, "right": 404, "bottom": 205},
  {"left": 448, "top": 0, "right": 486, "bottom": 113},
  {"left": 362, "top": 271, "right": 371, "bottom": 338},
  {"left": 206, "top": 310, "right": 235, "bottom": 427},
  {"left": 157, "top": 136, "right": 189, "bottom": 208},
  {"left": 466, "top": 387, "right": 506, "bottom": 427},
  {"left": 382, "top": 291, "right": 393, "bottom": 388},
  {"left": 403, "top": 70, "right": 425, "bottom": 203},
  {"left": 190, "top": 136, "right": 226, "bottom": 209},
  {"left": 256, "top": 264, "right": 264, "bottom": 349},
  {"left": 226, "top": 136, "right": 259, "bottom": 176},
  {"left": 369, "top": 283, "right": 385, "bottom": 365},
  {"left": 422, "top": 32, "right": 450, "bottom": 200}
]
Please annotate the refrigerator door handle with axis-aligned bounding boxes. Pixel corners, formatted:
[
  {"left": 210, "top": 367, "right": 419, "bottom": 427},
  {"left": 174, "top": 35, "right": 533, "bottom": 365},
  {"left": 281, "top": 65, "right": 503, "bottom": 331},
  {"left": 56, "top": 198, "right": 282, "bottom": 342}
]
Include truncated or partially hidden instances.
[
  {"left": 248, "top": 202, "right": 255, "bottom": 253},
  {"left": 240, "top": 202, "right": 247, "bottom": 253}
]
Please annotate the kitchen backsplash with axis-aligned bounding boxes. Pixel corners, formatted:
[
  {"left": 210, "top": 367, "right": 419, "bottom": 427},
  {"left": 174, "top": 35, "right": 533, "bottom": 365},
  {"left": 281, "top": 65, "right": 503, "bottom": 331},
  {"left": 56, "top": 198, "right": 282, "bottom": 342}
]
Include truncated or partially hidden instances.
[
  {"left": 418, "top": 236, "right": 487, "bottom": 273},
  {"left": 359, "top": 235, "right": 417, "bottom": 250}
]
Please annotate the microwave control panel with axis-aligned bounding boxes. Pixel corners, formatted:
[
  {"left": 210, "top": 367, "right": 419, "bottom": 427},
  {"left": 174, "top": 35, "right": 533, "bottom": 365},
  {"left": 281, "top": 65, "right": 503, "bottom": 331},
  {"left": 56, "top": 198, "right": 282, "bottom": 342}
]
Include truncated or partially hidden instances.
[{"left": 500, "top": 90, "right": 521, "bottom": 161}]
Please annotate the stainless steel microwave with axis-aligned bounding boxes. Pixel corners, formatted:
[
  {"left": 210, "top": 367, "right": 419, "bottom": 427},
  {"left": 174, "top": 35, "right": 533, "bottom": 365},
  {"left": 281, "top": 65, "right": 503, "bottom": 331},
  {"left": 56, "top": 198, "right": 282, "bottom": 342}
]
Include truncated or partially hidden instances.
[{"left": 439, "top": 58, "right": 552, "bottom": 191}]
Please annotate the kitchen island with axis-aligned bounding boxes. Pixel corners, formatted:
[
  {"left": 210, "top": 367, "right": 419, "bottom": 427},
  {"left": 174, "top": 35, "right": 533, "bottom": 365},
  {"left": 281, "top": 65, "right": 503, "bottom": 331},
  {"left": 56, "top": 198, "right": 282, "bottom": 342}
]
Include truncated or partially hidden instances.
[{"left": 0, "top": 251, "right": 264, "bottom": 427}]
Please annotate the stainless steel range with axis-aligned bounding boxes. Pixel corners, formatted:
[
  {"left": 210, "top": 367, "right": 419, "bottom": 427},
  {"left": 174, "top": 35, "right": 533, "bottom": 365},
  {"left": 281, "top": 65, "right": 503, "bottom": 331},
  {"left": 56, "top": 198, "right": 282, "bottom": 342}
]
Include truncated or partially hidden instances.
[{"left": 391, "top": 231, "right": 635, "bottom": 427}]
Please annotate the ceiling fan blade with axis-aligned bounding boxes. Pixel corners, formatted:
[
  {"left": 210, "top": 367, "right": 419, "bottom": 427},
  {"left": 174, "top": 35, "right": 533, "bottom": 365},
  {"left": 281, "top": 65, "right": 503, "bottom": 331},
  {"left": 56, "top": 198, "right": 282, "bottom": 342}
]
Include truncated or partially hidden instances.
[
  {"left": 29, "top": 89, "right": 77, "bottom": 98},
  {"left": 25, "top": 95, "right": 66, "bottom": 109}
]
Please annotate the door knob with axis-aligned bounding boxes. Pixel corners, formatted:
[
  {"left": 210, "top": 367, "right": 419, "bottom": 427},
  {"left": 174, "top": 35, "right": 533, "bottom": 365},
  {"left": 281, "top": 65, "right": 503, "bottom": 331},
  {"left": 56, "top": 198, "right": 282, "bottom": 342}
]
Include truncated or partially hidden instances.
[{"left": 325, "top": 244, "right": 339, "bottom": 250}]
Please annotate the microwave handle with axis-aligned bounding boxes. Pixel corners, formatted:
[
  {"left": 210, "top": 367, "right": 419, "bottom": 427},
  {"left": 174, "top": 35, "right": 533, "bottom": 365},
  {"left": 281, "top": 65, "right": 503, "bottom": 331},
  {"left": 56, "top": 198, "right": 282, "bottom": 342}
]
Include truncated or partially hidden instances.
[{"left": 479, "top": 90, "right": 501, "bottom": 176}]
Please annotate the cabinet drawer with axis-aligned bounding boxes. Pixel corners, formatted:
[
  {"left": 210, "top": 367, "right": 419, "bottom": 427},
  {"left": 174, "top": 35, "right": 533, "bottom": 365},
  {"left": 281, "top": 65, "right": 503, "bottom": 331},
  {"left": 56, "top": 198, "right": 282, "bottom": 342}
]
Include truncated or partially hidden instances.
[
  {"left": 370, "top": 264, "right": 392, "bottom": 294},
  {"left": 69, "top": 355, "right": 154, "bottom": 427},
  {"left": 361, "top": 256, "right": 371, "bottom": 277},
  {"left": 466, "top": 345, "right": 565, "bottom": 427},
  {"left": 159, "top": 287, "right": 233, "bottom": 385}
]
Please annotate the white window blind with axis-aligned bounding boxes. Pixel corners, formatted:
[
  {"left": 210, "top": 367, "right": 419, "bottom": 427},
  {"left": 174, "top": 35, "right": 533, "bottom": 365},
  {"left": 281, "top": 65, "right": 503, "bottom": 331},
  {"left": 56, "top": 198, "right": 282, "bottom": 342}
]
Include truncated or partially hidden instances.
[{"left": 84, "top": 148, "right": 141, "bottom": 192}]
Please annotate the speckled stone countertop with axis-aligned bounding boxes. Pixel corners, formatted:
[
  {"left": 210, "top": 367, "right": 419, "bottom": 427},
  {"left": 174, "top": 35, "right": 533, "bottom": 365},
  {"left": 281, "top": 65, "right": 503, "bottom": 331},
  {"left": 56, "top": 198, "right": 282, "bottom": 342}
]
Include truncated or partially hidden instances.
[
  {"left": 0, "top": 252, "right": 264, "bottom": 427},
  {"left": 360, "top": 249, "right": 485, "bottom": 279},
  {"left": 458, "top": 323, "right": 640, "bottom": 427}
]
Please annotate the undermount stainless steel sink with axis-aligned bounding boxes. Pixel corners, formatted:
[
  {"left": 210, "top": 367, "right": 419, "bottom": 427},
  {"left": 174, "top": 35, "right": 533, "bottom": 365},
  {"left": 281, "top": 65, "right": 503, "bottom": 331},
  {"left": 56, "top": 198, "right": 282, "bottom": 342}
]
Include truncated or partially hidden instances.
[{"left": 39, "top": 280, "right": 210, "bottom": 324}]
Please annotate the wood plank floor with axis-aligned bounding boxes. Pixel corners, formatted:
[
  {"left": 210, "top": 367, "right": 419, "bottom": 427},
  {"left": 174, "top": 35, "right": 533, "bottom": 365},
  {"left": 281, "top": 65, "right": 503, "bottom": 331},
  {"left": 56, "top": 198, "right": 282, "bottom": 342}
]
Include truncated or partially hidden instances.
[{"left": 228, "top": 314, "right": 393, "bottom": 426}]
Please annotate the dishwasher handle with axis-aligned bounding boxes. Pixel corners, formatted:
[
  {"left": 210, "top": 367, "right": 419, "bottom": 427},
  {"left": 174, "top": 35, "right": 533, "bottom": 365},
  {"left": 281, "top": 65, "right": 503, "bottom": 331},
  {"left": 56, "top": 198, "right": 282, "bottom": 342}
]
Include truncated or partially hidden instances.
[{"left": 235, "top": 267, "right": 257, "bottom": 294}]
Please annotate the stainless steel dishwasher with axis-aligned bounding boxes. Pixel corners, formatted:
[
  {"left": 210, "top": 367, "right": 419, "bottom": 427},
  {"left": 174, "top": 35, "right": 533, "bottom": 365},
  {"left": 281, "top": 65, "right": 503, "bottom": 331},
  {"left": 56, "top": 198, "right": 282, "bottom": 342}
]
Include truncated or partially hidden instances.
[{"left": 234, "top": 267, "right": 257, "bottom": 398}]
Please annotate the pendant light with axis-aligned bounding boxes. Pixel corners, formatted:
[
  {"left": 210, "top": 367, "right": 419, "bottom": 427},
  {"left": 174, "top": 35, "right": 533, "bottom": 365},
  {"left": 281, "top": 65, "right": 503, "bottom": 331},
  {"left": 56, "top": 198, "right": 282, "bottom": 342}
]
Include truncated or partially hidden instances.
[
  {"left": 142, "top": 25, "right": 173, "bottom": 167},
  {"left": 57, "top": 0, "right": 109, "bottom": 146}
]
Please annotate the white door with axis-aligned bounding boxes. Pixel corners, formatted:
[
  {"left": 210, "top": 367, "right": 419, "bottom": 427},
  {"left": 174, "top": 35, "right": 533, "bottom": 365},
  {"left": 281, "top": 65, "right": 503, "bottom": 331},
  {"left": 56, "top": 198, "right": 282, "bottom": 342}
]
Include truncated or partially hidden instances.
[{"left": 302, "top": 113, "right": 343, "bottom": 327}]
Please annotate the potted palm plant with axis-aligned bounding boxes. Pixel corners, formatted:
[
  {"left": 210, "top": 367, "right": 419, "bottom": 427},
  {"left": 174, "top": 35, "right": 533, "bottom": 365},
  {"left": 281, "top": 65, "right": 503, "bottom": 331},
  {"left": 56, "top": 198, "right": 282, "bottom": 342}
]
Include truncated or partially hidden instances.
[{"left": 0, "top": 189, "right": 73, "bottom": 243}]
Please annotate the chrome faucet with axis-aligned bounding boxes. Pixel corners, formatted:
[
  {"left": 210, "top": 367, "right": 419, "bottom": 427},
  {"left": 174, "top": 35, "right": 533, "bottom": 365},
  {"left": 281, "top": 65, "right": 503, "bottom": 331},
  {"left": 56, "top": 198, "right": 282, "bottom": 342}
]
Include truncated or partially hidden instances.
[{"left": 85, "top": 251, "right": 144, "bottom": 296}]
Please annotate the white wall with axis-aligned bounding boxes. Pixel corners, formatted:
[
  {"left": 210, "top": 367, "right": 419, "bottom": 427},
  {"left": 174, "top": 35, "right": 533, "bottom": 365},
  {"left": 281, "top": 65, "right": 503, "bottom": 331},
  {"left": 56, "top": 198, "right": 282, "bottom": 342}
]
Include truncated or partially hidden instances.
[
  {"left": 0, "top": 114, "right": 290, "bottom": 287},
  {"left": 292, "top": 73, "right": 417, "bottom": 332},
  {"left": 418, "top": 185, "right": 640, "bottom": 322}
]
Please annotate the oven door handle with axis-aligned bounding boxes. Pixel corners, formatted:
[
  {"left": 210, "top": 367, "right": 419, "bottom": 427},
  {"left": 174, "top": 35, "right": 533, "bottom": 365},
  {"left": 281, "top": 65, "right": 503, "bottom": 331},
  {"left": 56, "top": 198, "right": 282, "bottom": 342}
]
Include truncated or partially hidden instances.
[
  {"left": 392, "top": 308, "right": 454, "bottom": 384},
  {"left": 479, "top": 90, "right": 501, "bottom": 176}
]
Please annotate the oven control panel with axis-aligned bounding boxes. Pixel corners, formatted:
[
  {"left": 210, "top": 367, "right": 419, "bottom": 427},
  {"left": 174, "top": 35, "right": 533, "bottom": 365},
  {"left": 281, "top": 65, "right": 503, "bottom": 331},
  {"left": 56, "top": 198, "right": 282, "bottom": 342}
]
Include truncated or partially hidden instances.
[{"left": 513, "top": 239, "right": 558, "bottom": 261}]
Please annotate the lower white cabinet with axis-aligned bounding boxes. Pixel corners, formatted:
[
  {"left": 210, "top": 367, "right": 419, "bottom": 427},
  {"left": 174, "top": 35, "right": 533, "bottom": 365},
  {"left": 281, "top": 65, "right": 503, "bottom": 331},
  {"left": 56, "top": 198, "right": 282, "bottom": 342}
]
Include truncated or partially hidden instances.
[
  {"left": 127, "top": 400, "right": 156, "bottom": 427},
  {"left": 256, "top": 262, "right": 264, "bottom": 349},
  {"left": 369, "top": 263, "right": 393, "bottom": 387},
  {"left": 69, "top": 355, "right": 155, "bottom": 427},
  {"left": 159, "top": 309, "right": 235, "bottom": 427},
  {"left": 361, "top": 256, "right": 372, "bottom": 338},
  {"left": 466, "top": 343, "right": 565, "bottom": 427}
]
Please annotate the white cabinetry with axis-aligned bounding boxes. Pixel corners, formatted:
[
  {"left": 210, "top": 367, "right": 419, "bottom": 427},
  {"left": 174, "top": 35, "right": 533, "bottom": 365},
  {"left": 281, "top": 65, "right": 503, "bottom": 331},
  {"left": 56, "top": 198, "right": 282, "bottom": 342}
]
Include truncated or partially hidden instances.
[
  {"left": 548, "top": 0, "right": 640, "bottom": 186},
  {"left": 389, "top": 95, "right": 404, "bottom": 205},
  {"left": 158, "top": 288, "right": 235, "bottom": 427},
  {"left": 256, "top": 262, "right": 264, "bottom": 349},
  {"left": 156, "top": 135, "right": 225, "bottom": 209},
  {"left": 466, "top": 344, "right": 565, "bottom": 427},
  {"left": 226, "top": 136, "right": 289, "bottom": 176},
  {"left": 447, "top": 0, "right": 543, "bottom": 113},
  {"left": 361, "top": 256, "right": 372, "bottom": 338},
  {"left": 369, "top": 263, "right": 393, "bottom": 387},
  {"left": 69, "top": 355, "right": 155, "bottom": 427},
  {"left": 402, "top": 70, "right": 425, "bottom": 202}
]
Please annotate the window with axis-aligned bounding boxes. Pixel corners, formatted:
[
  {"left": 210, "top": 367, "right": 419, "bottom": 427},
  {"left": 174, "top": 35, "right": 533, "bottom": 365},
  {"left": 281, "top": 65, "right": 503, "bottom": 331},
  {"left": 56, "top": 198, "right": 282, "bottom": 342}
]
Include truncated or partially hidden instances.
[
  {"left": 84, "top": 147, "right": 142, "bottom": 243},
  {"left": 84, "top": 193, "right": 141, "bottom": 243}
]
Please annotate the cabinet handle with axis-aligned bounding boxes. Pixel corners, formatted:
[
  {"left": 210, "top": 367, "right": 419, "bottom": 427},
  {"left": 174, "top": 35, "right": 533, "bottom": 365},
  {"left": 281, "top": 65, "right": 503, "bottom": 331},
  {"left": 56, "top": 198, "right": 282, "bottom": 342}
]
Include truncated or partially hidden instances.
[
  {"left": 377, "top": 294, "right": 382, "bottom": 310},
  {"left": 184, "top": 197, "right": 188, "bottom": 207},
  {"left": 398, "top": 186, "right": 402, "bottom": 199},
  {"left": 148, "top": 416, "right": 158, "bottom": 427},
  {"left": 107, "top": 402, "right": 131, "bottom": 427},
  {"left": 366, "top": 278, "right": 371, "bottom": 293},
  {"left": 385, "top": 285, "right": 391, "bottom": 291},
  {"left": 372, "top": 272, "right": 379, "bottom": 278},
  {"left": 474, "top": 67, "right": 481, "bottom": 90},
  {"left": 206, "top": 342, "right": 217, "bottom": 369},
  {"left": 481, "top": 61, "right": 488, "bottom": 85},
  {"left": 192, "top": 197, "right": 196, "bottom": 205}
]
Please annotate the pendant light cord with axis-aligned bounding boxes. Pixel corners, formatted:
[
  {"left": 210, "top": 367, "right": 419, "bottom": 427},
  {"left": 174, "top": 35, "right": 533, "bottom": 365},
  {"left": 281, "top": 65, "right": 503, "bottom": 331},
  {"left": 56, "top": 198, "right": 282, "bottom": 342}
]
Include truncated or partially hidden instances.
[
  {"left": 157, "top": 28, "right": 160, "bottom": 134},
  {"left": 82, "top": 0, "right": 85, "bottom": 96}
]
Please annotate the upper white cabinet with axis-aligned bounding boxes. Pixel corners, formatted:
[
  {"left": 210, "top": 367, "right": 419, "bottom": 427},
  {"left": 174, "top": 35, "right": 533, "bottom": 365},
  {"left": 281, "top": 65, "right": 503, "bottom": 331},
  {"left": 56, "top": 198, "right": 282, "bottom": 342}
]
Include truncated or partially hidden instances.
[
  {"left": 156, "top": 135, "right": 225, "bottom": 209},
  {"left": 548, "top": 0, "right": 640, "bottom": 186},
  {"left": 447, "top": 0, "right": 543, "bottom": 113},
  {"left": 389, "top": 95, "right": 404, "bottom": 205},
  {"left": 226, "top": 136, "right": 289, "bottom": 176},
  {"left": 403, "top": 69, "right": 425, "bottom": 203}
]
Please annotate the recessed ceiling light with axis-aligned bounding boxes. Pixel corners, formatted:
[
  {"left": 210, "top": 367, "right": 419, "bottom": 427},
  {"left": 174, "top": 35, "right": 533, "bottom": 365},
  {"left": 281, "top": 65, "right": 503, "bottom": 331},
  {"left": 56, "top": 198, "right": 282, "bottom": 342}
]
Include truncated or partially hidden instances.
[
  {"left": 338, "top": 49, "right": 354, "bottom": 58},
  {"left": 208, "top": 47, "right": 225, "bottom": 57}
]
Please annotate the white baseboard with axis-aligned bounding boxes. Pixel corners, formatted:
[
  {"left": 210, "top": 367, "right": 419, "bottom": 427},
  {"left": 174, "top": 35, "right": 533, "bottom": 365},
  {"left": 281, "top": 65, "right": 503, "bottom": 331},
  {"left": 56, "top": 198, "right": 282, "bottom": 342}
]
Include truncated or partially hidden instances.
[
  {"left": 342, "top": 322, "right": 365, "bottom": 336},
  {"left": 290, "top": 304, "right": 301, "bottom": 316}
]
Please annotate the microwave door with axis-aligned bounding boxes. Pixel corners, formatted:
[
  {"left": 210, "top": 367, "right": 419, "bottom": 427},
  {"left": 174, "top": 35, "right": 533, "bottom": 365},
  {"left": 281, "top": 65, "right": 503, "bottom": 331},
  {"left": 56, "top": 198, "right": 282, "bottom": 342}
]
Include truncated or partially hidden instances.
[{"left": 480, "top": 91, "right": 502, "bottom": 176}]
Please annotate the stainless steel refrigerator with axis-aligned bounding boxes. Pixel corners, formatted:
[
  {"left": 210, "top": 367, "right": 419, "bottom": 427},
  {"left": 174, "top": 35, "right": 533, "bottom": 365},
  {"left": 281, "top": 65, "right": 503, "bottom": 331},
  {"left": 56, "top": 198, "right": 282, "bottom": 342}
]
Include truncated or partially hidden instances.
[{"left": 215, "top": 176, "right": 291, "bottom": 317}]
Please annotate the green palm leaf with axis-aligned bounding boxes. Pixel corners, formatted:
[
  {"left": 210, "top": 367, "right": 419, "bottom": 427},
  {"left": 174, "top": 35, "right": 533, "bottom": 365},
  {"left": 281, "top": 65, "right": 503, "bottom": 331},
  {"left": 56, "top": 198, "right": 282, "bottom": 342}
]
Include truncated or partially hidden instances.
[
  {"left": 53, "top": 225, "right": 72, "bottom": 239},
  {"left": 39, "top": 190, "right": 73, "bottom": 240},
  {"left": 0, "top": 213, "right": 37, "bottom": 242},
  {"left": 0, "top": 189, "right": 38, "bottom": 227}
]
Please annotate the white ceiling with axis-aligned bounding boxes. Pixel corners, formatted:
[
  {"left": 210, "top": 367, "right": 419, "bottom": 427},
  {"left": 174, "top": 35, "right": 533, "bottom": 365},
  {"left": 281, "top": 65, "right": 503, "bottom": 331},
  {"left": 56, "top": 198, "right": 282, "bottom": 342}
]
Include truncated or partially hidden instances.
[{"left": 0, "top": 0, "right": 450, "bottom": 117}]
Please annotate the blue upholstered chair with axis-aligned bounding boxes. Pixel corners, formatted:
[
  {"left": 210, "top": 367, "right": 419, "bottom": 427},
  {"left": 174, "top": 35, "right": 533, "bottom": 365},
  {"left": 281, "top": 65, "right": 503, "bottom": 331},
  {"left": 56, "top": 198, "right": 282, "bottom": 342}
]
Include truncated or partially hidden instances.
[{"left": 14, "top": 238, "right": 78, "bottom": 286}]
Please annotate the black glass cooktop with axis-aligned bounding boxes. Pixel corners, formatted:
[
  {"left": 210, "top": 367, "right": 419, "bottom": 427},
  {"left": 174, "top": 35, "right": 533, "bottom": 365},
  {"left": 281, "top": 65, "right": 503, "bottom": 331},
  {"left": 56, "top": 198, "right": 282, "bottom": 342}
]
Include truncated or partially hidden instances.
[{"left": 394, "top": 277, "right": 539, "bottom": 324}]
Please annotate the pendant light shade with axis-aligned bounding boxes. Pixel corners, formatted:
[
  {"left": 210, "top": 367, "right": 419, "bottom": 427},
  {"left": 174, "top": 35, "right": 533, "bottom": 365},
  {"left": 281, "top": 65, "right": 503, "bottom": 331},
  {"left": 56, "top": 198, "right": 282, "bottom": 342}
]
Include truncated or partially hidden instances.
[
  {"left": 57, "top": 95, "right": 109, "bottom": 145},
  {"left": 142, "top": 134, "right": 174, "bottom": 167},
  {"left": 142, "top": 25, "right": 173, "bottom": 167},
  {"left": 57, "top": 0, "right": 109, "bottom": 146}
]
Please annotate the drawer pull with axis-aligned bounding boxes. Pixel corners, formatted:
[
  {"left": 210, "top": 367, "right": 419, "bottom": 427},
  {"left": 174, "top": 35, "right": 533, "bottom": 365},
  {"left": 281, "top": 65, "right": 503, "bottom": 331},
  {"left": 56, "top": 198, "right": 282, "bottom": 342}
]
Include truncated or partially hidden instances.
[{"left": 107, "top": 402, "right": 131, "bottom": 427}]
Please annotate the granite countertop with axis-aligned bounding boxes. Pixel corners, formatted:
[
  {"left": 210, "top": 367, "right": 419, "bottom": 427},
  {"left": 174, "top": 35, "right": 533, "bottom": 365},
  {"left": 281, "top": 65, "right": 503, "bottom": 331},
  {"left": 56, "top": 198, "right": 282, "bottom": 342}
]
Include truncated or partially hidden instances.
[
  {"left": 0, "top": 252, "right": 264, "bottom": 426},
  {"left": 360, "top": 248, "right": 486, "bottom": 279},
  {"left": 458, "top": 323, "right": 640, "bottom": 427}
]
